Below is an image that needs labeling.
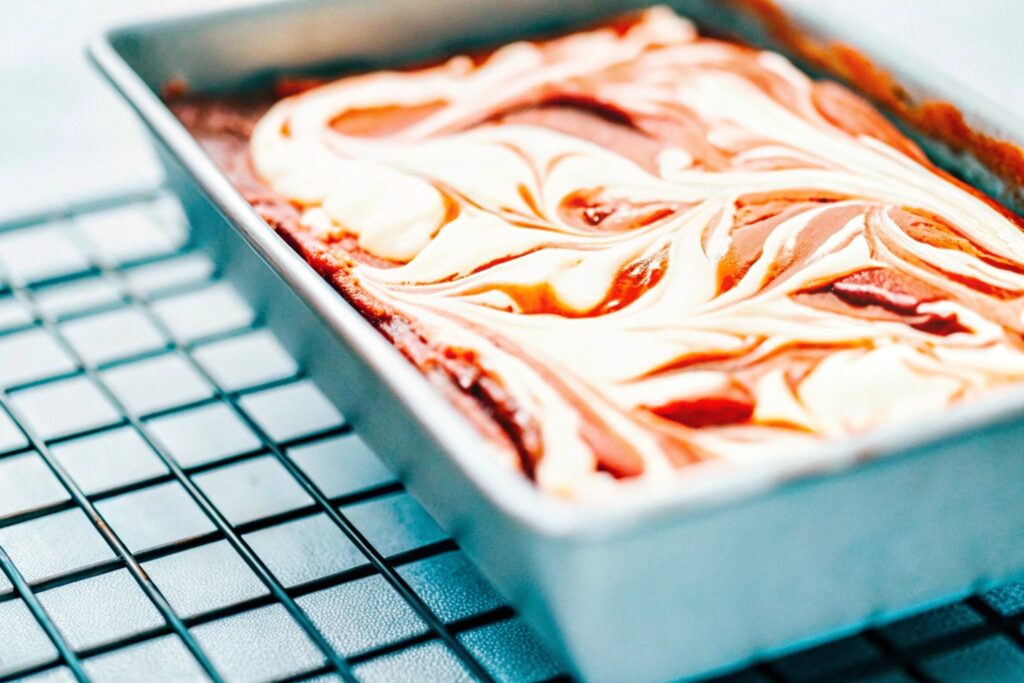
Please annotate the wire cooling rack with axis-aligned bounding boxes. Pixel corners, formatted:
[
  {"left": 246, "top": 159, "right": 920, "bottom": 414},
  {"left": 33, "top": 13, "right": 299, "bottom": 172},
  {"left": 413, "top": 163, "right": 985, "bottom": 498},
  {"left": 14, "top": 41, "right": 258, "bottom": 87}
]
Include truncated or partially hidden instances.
[{"left": 0, "top": 192, "right": 1022, "bottom": 683}]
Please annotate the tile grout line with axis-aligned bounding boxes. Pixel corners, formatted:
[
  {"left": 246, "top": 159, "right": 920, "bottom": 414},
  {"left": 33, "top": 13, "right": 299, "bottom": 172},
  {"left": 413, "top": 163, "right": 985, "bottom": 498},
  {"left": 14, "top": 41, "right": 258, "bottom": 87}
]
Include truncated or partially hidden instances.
[
  {"left": 104, "top": 252, "right": 499, "bottom": 683},
  {"left": 0, "top": 385, "right": 224, "bottom": 683},
  {"left": 0, "top": 188, "right": 160, "bottom": 235},
  {"left": 0, "top": 659, "right": 67, "bottom": 683},
  {"left": 966, "top": 595, "right": 1024, "bottom": 658},
  {"left": 161, "top": 348, "right": 500, "bottom": 683},
  {"left": 0, "top": 479, "right": 412, "bottom": 604},
  {"left": 6, "top": 279, "right": 360, "bottom": 682},
  {"left": 860, "top": 628, "right": 936, "bottom": 683},
  {"left": 0, "top": 546, "right": 87, "bottom": 683},
  {"left": 0, "top": 537, "right": 466, "bottom": 682}
]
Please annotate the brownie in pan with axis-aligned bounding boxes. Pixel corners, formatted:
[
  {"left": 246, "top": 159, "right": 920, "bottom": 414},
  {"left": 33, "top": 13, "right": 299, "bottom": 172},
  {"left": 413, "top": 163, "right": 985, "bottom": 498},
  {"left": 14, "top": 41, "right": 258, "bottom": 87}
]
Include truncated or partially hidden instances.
[{"left": 170, "top": 7, "right": 1024, "bottom": 500}]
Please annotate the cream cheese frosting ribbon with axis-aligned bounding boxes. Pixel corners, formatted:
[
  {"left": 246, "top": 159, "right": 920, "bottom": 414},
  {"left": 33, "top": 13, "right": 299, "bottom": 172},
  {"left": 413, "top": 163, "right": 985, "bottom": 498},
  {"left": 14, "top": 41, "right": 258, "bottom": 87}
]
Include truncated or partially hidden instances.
[{"left": 251, "top": 7, "right": 1024, "bottom": 499}]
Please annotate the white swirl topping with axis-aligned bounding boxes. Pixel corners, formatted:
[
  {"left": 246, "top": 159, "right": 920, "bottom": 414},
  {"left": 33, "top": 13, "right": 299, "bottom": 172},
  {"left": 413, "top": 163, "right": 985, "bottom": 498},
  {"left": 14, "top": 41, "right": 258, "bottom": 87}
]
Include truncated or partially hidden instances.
[{"left": 251, "top": 7, "right": 1024, "bottom": 499}]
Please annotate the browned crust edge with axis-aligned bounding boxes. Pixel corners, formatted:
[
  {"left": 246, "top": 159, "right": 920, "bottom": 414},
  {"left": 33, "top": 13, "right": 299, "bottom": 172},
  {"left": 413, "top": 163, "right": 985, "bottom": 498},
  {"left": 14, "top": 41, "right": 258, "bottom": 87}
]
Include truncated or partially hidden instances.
[
  {"left": 269, "top": 202, "right": 533, "bottom": 475},
  {"left": 168, "top": 4, "right": 1024, "bottom": 488}
]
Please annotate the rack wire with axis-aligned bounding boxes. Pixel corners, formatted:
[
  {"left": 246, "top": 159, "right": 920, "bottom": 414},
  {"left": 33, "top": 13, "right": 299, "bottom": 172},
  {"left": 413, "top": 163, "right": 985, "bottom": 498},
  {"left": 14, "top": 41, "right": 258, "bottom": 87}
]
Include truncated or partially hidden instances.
[{"left": 0, "top": 191, "right": 1021, "bottom": 682}]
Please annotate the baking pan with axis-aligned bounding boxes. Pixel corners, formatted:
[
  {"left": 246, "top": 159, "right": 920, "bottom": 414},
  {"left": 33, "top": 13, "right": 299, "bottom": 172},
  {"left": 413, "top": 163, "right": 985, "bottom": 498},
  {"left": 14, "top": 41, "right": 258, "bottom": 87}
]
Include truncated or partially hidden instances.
[{"left": 89, "top": 2, "right": 1024, "bottom": 680}]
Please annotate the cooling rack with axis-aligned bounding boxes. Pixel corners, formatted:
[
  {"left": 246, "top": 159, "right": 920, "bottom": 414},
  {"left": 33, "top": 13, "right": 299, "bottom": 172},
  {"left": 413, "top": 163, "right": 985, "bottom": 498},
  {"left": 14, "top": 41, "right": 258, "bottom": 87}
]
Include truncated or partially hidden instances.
[{"left": 0, "top": 192, "right": 1022, "bottom": 682}]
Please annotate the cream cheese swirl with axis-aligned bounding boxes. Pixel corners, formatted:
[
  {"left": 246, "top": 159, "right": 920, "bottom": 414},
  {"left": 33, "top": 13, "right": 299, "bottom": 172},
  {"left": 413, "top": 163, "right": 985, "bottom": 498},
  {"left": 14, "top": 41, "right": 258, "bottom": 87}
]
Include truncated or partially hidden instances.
[{"left": 251, "top": 7, "right": 1024, "bottom": 499}]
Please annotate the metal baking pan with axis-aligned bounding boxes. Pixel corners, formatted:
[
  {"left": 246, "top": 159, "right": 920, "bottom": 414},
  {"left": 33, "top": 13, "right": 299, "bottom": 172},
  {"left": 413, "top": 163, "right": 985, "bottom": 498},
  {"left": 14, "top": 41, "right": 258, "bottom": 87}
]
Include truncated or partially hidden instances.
[{"left": 90, "top": 1, "right": 1024, "bottom": 680}]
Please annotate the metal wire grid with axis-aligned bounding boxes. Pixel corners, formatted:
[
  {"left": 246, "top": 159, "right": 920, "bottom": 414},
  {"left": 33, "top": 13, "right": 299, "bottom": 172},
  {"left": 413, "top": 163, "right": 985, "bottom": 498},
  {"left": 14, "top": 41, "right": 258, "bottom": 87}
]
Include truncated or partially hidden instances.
[
  {"left": 0, "top": 192, "right": 564, "bottom": 683},
  {"left": 0, "top": 192, "right": 1021, "bottom": 683}
]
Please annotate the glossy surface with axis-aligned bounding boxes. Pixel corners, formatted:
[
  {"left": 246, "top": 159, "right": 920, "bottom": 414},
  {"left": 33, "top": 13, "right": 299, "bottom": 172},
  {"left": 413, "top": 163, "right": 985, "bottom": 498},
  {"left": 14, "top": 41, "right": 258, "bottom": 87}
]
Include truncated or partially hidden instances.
[{"left": 246, "top": 8, "right": 1024, "bottom": 498}]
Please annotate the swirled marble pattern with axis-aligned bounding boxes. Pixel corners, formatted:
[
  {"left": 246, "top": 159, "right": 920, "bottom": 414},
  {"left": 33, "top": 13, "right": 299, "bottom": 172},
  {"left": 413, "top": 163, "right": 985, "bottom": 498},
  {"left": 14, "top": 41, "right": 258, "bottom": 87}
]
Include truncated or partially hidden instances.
[{"left": 248, "top": 7, "right": 1024, "bottom": 499}]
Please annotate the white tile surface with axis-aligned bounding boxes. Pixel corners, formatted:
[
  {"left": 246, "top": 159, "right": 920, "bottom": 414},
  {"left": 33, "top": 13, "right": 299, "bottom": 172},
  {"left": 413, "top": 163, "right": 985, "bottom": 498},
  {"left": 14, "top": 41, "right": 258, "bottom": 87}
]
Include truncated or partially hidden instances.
[
  {"left": 190, "top": 604, "right": 326, "bottom": 682},
  {"left": 60, "top": 306, "right": 167, "bottom": 366},
  {"left": 151, "top": 284, "right": 255, "bottom": 344},
  {"left": 142, "top": 540, "right": 268, "bottom": 618},
  {"left": 100, "top": 353, "right": 214, "bottom": 416},
  {"left": 51, "top": 426, "right": 167, "bottom": 495},
  {"left": 0, "top": 226, "right": 91, "bottom": 286},
  {"left": 97, "top": 481, "right": 216, "bottom": 552},
  {"left": 0, "top": 600, "right": 59, "bottom": 677},
  {"left": 239, "top": 380, "right": 345, "bottom": 444},
  {"left": 34, "top": 277, "right": 124, "bottom": 320},
  {"left": 0, "top": 328, "right": 76, "bottom": 388},
  {"left": 123, "top": 253, "right": 216, "bottom": 298},
  {"left": 16, "top": 668, "right": 78, "bottom": 683},
  {"left": 9, "top": 376, "right": 121, "bottom": 441},
  {"left": 36, "top": 569, "right": 165, "bottom": 651},
  {"left": 0, "top": 452, "right": 69, "bottom": 519},
  {"left": 192, "top": 329, "right": 298, "bottom": 393},
  {"left": 83, "top": 635, "right": 208, "bottom": 682},
  {"left": 146, "top": 401, "right": 261, "bottom": 468},
  {"left": 0, "top": 407, "right": 27, "bottom": 453},
  {"left": 0, "top": 296, "right": 33, "bottom": 332},
  {"left": 193, "top": 456, "right": 314, "bottom": 526},
  {"left": 74, "top": 204, "right": 180, "bottom": 266},
  {"left": 0, "top": 509, "right": 116, "bottom": 583}
]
